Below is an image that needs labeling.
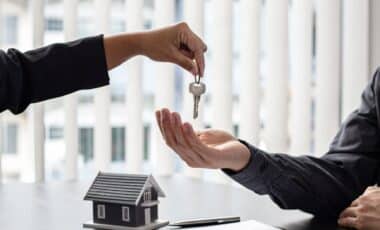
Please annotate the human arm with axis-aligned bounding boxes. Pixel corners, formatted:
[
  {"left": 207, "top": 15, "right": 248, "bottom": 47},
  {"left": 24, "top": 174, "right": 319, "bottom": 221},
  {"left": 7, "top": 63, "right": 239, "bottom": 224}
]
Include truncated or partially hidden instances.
[
  {"left": 155, "top": 69, "right": 380, "bottom": 218},
  {"left": 0, "top": 35, "right": 109, "bottom": 114},
  {"left": 224, "top": 141, "right": 378, "bottom": 219},
  {"left": 0, "top": 22, "right": 206, "bottom": 114}
]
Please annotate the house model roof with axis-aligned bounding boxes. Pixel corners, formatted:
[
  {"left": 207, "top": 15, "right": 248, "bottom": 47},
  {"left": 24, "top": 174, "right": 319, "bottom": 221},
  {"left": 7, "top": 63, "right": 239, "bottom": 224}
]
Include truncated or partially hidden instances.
[{"left": 84, "top": 172, "right": 166, "bottom": 205}]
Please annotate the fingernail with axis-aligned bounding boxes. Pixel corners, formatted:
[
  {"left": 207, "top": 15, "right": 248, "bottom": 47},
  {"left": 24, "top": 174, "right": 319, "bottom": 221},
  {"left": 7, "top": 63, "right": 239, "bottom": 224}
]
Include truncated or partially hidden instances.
[
  {"left": 184, "top": 123, "right": 191, "bottom": 132},
  {"left": 192, "top": 62, "right": 199, "bottom": 75}
]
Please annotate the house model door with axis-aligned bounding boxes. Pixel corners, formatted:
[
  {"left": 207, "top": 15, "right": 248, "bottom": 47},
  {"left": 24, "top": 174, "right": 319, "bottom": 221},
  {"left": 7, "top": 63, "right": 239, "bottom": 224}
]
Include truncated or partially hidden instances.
[{"left": 145, "top": 208, "right": 151, "bottom": 224}]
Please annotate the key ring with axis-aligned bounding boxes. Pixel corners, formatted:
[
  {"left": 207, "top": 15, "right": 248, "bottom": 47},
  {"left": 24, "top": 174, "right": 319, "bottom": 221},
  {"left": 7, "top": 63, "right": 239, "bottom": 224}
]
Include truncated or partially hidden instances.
[{"left": 194, "top": 75, "right": 201, "bottom": 84}]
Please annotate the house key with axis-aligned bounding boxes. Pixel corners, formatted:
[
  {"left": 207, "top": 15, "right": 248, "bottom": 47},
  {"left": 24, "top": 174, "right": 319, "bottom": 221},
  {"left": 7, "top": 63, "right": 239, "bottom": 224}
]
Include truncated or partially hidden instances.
[{"left": 189, "top": 75, "right": 206, "bottom": 119}]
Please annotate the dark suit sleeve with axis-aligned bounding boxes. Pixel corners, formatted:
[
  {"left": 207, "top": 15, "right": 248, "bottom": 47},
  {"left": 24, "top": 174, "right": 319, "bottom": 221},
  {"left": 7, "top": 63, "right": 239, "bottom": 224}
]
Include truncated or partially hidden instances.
[
  {"left": 224, "top": 69, "right": 380, "bottom": 218},
  {"left": 0, "top": 35, "right": 109, "bottom": 114}
]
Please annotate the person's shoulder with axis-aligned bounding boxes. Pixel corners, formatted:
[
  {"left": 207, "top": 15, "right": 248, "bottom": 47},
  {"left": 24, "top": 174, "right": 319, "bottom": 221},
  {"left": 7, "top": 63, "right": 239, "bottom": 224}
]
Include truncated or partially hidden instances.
[
  {"left": 369, "top": 67, "right": 380, "bottom": 91},
  {"left": 373, "top": 67, "right": 380, "bottom": 78}
]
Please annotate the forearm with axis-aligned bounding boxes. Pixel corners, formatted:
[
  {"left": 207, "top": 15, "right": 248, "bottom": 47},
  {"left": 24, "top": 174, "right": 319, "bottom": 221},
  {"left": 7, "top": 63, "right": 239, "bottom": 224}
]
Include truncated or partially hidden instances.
[
  {"left": 0, "top": 35, "right": 109, "bottom": 114},
  {"left": 224, "top": 141, "right": 379, "bottom": 218},
  {"left": 103, "top": 33, "right": 145, "bottom": 70}
]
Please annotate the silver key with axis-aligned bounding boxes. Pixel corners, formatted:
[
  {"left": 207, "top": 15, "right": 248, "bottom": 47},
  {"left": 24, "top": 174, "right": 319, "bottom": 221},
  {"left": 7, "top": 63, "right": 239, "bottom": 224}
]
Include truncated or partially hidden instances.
[
  {"left": 193, "top": 94, "right": 200, "bottom": 119},
  {"left": 189, "top": 76, "right": 206, "bottom": 119}
]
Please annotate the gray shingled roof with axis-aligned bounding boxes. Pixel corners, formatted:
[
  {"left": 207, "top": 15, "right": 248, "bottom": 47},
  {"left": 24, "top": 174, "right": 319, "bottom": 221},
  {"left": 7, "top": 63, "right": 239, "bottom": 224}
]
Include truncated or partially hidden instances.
[{"left": 84, "top": 172, "right": 165, "bottom": 205}]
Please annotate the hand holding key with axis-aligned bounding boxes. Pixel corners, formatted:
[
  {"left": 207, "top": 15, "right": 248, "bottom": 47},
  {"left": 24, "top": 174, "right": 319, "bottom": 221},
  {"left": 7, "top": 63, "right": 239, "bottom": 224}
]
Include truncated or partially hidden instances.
[{"left": 189, "top": 75, "right": 206, "bottom": 119}]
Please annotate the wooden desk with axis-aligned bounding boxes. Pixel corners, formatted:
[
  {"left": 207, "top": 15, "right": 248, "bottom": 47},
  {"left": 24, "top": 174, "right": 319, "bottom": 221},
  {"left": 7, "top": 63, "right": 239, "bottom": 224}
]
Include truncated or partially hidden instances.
[{"left": 0, "top": 176, "right": 342, "bottom": 230}]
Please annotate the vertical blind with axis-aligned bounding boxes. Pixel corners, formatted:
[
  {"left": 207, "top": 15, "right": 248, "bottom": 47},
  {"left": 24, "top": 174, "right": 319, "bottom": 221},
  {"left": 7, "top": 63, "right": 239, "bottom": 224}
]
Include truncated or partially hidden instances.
[{"left": 0, "top": 0, "right": 379, "bottom": 183}]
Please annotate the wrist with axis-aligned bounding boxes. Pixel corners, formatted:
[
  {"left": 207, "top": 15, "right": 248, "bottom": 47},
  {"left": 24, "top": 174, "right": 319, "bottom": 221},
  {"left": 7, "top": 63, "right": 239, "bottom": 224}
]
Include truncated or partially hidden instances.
[
  {"left": 227, "top": 141, "right": 251, "bottom": 172},
  {"left": 132, "top": 31, "right": 153, "bottom": 57},
  {"left": 121, "top": 32, "right": 146, "bottom": 58}
]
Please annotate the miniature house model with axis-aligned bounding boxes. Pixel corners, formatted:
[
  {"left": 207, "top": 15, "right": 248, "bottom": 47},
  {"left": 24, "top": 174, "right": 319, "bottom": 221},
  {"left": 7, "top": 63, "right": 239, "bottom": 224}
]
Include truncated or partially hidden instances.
[{"left": 83, "top": 172, "right": 169, "bottom": 230}]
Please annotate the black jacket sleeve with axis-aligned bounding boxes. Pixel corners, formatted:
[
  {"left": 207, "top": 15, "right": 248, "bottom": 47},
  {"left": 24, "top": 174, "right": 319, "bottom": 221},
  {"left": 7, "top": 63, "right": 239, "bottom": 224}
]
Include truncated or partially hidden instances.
[
  {"left": 0, "top": 35, "right": 109, "bottom": 114},
  {"left": 224, "top": 69, "right": 380, "bottom": 218}
]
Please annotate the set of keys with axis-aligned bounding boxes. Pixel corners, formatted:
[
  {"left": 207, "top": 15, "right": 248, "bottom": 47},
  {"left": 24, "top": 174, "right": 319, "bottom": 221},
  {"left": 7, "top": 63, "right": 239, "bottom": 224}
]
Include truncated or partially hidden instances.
[{"left": 189, "top": 75, "right": 206, "bottom": 119}]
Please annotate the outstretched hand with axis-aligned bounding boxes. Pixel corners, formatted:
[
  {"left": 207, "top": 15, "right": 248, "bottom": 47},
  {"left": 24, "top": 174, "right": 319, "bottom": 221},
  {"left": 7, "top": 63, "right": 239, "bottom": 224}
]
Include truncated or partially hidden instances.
[{"left": 155, "top": 108, "right": 251, "bottom": 171}]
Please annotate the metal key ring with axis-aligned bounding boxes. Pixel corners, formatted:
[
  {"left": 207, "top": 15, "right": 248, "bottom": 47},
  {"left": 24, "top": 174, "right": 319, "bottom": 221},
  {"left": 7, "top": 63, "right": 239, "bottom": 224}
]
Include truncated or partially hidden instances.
[{"left": 194, "top": 75, "right": 201, "bottom": 84}]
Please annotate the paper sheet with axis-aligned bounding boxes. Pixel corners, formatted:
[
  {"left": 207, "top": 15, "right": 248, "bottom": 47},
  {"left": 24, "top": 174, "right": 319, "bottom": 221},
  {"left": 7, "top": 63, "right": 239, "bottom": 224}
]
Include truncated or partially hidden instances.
[{"left": 184, "top": 220, "right": 281, "bottom": 230}]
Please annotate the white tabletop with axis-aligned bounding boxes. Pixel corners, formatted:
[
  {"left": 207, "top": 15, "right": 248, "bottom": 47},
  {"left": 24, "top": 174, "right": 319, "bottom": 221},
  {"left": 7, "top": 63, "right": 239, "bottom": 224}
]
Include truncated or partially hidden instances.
[{"left": 0, "top": 176, "right": 338, "bottom": 230}]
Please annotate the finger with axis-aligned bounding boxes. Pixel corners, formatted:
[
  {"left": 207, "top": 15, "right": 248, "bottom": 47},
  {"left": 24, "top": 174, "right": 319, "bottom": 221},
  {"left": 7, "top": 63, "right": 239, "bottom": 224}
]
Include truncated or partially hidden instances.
[
  {"left": 170, "top": 112, "right": 181, "bottom": 144},
  {"left": 178, "top": 27, "right": 205, "bottom": 76},
  {"left": 195, "top": 51, "right": 205, "bottom": 77},
  {"left": 177, "top": 153, "right": 197, "bottom": 168},
  {"left": 351, "top": 199, "right": 360, "bottom": 207},
  {"left": 172, "top": 112, "right": 190, "bottom": 148},
  {"left": 155, "top": 108, "right": 197, "bottom": 166},
  {"left": 174, "top": 144, "right": 203, "bottom": 168},
  {"left": 203, "top": 43, "right": 208, "bottom": 52},
  {"left": 155, "top": 110, "right": 164, "bottom": 135},
  {"left": 171, "top": 143, "right": 198, "bottom": 167},
  {"left": 173, "top": 113, "right": 205, "bottom": 166},
  {"left": 367, "top": 186, "right": 377, "bottom": 191},
  {"left": 195, "top": 37, "right": 207, "bottom": 77},
  {"left": 161, "top": 111, "right": 198, "bottom": 166},
  {"left": 173, "top": 50, "right": 197, "bottom": 76},
  {"left": 156, "top": 110, "right": 167, "bottom": 142},
  {"left": 161, "top": 109, "right": 177, "bottom": 146},
  {"left": 365, "top": 185, "right": 380, "bottom": 195},
  {"left": 339, "top": 207, "right": 358, "bottom": 218},
  {"left": 364, "top": 186, "right": 377, "bottom": 194},
  {"left": 338, "top": 217, "right": 358, "bottom": 229},
  {"left": 182, "top": 122, "right": 212, "bottom": 155},
  {"left": 352, "top": 194, "right": 372, "bottom": 206},
  {"left": 182, "top": 124, "right": 218, "bottom": 167},
  {"left": 170, "top": 141, "right": 198, "bottom": 167},
  {"left": 179, "top": 48, "right": 195, "bottom": 59}
]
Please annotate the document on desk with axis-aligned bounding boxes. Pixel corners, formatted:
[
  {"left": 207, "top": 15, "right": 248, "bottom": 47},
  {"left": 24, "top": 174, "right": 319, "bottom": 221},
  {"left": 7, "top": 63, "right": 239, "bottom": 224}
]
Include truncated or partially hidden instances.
[{"left": 184, "top": 220, "right": 281, "bottom": 230}]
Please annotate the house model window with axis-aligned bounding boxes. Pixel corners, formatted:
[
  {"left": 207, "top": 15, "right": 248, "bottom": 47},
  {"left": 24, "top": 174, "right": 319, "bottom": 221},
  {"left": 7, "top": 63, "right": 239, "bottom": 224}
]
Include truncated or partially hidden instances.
[
  {"left": 144, "top": 191, "right": 152, "bottom": 202},
  {"left": 97, "top": 204, "right": 106, "bottom": 219},
  {"left": 122, "top": 206, "right": 130, "bottom": 222}
]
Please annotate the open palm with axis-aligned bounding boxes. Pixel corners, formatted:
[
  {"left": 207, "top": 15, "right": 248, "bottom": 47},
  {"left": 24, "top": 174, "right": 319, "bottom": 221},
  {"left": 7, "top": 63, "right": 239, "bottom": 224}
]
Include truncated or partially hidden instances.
[
  {"left": 156, "top": 109, "right": 251, "bottom": 171},
  {"left": 197, "top": 129, "right": 236, "bottom": 147}
]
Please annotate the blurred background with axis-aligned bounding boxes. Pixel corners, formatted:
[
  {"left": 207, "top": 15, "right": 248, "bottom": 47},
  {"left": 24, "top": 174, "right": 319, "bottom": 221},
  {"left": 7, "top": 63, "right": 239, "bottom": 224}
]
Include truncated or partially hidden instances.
[{"left": 0, "top": 0, "right": 379, "bottom": 183}]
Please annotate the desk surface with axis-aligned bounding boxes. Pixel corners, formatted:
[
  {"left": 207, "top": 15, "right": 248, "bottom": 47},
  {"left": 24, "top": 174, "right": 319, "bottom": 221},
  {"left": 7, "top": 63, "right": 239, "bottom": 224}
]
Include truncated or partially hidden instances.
[{"left": 0, "top": 176, "right": 343, "bottom": 230}]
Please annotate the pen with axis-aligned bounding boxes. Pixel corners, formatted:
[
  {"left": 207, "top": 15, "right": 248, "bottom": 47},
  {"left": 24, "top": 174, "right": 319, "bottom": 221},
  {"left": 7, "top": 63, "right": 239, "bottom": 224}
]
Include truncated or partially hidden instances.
[{"left": 169, "top": 216, "right": 241, "bottom": 227}]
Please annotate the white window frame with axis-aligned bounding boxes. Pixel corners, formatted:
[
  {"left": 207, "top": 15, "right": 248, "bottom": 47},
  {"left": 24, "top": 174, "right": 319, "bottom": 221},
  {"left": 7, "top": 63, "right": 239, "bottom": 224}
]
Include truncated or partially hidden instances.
[
  {"left": 122, "top": 206, "right": 130, "bottom": 222},
  {"left": 143, "top": 191, "right": 151, "bottom": 202},
  {"left": 97, "top": 204, "right": 106, "bottom": 219}
]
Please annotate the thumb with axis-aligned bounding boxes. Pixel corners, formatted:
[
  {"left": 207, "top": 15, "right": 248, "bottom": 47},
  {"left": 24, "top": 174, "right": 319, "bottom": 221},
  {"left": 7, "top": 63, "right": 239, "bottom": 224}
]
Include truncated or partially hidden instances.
[{"left": 172, "top": 51, "right": 197, "bottom": 76}]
